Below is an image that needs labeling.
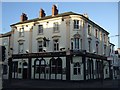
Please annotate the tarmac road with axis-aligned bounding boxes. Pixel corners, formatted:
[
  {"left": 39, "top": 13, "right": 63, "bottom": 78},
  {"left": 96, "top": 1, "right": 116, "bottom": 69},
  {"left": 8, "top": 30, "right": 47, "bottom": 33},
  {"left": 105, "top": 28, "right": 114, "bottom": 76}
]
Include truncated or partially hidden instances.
[{"left": 2, "top": 79, "right": 120, "bottom": 89}]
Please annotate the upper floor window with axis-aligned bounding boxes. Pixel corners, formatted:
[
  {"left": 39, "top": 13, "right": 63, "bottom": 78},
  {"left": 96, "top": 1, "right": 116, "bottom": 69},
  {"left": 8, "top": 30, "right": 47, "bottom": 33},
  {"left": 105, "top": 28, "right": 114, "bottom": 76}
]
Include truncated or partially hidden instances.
[
  {"left": 96, "top": 43, "right": 99, "bottom": 54},
  {"left": 53, "top": 22, "right": 59, "bottom": 33},
  {"left": 3, "top": 39, "right": 8, "bottom": 46},
  {"left": 50, "top": 57, "right": 62, "bottom": 74},
  {"left": 103, "top": 34, "right": 107, "bottom": 43},
  {"left": 38, "top": 41, "right": 43, "bottom": 52},
  {"left": 19, "top": 26, "right": 24, "bottom": 37},
  {"left": 95, "top": 29, "right": 98, "bottom": 38},
  {"left": 80, "top": 39, "right": 82, "bottom": 50},
  {"left": 38, "top": 25, "right": 43, "bottom": 34},
  {"left": 71, "top": 41, "right": 73, "bottom": 50},
  {"left": 74, "top": 38, "right": 79, "bottom": 50},
  {"left": 18, "top": 43, "right": 24, "bottom": 53},
  {"left": 53, "top": 39, "right": 59, "bottom": 51},
  {"left": 104, "top": 45, "right": 106, "bottom": 55},
  {"left": 100, "top": 31, "right": 102, "bottom": 40},
  {"left": 88, "top": 25, "right": 91, "bottom": 35},
  {"left": 88, "top": 41, "right": 91, "bottom": 52},
  {"left": 74, "top": 20, "right": 79, "bottom": 29},
  {"left": 73, "top": 62, "right": 81, "bottom": 75}
]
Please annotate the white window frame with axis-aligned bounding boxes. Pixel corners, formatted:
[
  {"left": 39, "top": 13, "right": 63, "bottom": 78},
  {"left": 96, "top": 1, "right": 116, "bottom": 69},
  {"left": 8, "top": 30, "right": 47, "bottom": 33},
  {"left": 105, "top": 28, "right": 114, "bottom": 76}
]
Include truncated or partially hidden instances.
[
  {"left": 19, "top": 26, "right": 24, "bottom": 37},
  {"left": 74, "top": 20, "right": 79, "bottom": 29},
  {"left": 88, "top": 25, "right": 91, "bottom": 35},
  {"left": 88, "top": 41, "right": 91, "bottom": 52},
  {"left": 38, "top": 25, "right": 43, "bottom": 34},
  {"left": 18, "top": 43, "right": 24, "bottom": 54},
  {"left": 74, "top": 38, "right": 79, "bottom": 50},
  {"left": 95, "top": 29, "right": 98, "bottom": 38},
  {"left": 38, "top": 41, "right": 43, "bottom": 52},
  {"left": 53, "top": 22, "right": 59, "bottom": 33},
  {"left": 73, "top": 62, "right": 81, "bottom": 75},
  {"left": 96, "top": 43, "right": 99, "bottom": 54},
  {"left": 104, "top": 45, "right": 106, "bottom": 55},
  {"left": 103, "top": 34, "right": 107, "bottom": 43},
  {"left": 53, "top": 39, "right": 59, "bottom": 51}
]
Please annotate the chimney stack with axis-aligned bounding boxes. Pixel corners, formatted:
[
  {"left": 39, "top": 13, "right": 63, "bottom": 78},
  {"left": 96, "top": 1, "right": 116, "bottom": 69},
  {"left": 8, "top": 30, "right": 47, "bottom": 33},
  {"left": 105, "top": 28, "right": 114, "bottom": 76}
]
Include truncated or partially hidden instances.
[
  {"left": 20, "top": 13, "right": 28, "bottom": 22},
  {"left": 39, "top": 8, "right": 46, "bottom": 18},
  {"left": 52, "top": 5, "right": 58, "bottom": 16}
]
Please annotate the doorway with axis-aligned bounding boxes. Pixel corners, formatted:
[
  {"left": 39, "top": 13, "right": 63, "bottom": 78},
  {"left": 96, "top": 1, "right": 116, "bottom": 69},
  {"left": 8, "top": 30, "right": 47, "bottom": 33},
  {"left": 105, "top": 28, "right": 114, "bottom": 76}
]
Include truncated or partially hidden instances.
[{"left": 22, "top": 62, "right": 28, "bottom": 79}]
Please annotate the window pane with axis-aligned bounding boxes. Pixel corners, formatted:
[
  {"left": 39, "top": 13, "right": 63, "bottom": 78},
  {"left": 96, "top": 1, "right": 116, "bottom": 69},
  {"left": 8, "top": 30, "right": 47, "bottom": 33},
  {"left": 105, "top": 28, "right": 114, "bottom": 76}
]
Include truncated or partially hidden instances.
[
  {"left": 53, "top": 39, "right": 59, "bottom": 51},
  {"left": 52, "top": 67, "right": 56, "bottom": 74},
  {"left": 38, "top": 25, "right": 43, "bottom": 34},
  {"left": 74, "top": 68, "right": 77, "bottom": 75},
  {"left": 71, "top": 41, "right": 73, "bottom": 50},
  {"left": 38, "top": 41, "right": 43, "bottom": 52},
  {"left": 74, "top": 20, "right": 79, "bottom": 29},
  {"left": 18, "top": 68, "right": 21, "bottom": 73},
  {"left": 88, "top": 25, "right": 91, "bottom": 35},
  {"left": 53, "top": 22, "right": 59, "bottom": 32},
  {"left": 57, "top": 67, "right": 62, "bottom": 74},
  {"left": 19, "top": 43, "right": 24, "bottom": 53},
  {"left": 74, "top": 38, "right": 79, "bottom": 49},
  {"left": 40, "top": 66, "right": 45, "bottom": 73},
  {"left": 78, "top": 68, "right": 81, "bottom": 74},
  {"left": 36, "top": 66, "right": 40, "bottom": 73}
]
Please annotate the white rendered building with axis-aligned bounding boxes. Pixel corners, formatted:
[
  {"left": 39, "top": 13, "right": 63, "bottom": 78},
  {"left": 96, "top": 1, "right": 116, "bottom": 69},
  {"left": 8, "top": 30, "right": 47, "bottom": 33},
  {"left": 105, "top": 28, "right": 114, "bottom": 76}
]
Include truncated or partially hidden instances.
[{"left": 9, "top": 5, "right": 111, "bottom": 81}]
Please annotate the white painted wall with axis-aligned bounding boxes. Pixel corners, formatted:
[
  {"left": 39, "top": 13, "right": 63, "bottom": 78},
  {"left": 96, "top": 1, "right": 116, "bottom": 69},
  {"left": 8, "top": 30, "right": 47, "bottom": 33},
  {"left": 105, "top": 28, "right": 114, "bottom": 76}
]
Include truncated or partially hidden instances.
[{"left": 11, "top": 14, "right": 110, "bottom": 80}]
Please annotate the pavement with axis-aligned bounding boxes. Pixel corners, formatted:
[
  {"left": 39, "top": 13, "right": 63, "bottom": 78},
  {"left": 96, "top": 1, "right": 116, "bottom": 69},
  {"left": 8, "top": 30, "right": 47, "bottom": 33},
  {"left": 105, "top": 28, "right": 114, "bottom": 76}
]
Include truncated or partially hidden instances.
[{"left": 2, "top": 79, "right": 120, "bottom": 89}]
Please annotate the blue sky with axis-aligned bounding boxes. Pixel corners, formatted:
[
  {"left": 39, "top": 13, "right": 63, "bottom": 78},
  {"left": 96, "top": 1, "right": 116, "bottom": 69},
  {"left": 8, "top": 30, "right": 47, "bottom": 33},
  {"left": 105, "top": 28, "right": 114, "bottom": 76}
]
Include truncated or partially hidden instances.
[{"left": 1, "top": 2, "right": 119, "bottom": 49}]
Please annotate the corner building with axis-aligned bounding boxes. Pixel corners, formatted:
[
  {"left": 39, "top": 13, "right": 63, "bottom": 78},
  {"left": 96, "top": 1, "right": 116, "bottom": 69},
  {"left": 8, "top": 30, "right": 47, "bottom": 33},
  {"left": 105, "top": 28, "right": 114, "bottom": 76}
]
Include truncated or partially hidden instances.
[{"left": 9, "top": 5, "right": 111, "bottom": 81}]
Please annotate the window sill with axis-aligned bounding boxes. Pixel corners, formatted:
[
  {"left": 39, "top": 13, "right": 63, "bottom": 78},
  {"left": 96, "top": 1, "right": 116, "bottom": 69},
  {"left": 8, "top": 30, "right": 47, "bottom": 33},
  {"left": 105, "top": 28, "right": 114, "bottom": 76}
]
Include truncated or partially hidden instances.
[
  {"left": 73, "top": 29, "right": 81, "bottom": 31},
  {"left": 38, "top": 33, "right": 44, "bottom": 35},
  {"left": 53, "top": 31, "right": 60, "bottom": 33}
]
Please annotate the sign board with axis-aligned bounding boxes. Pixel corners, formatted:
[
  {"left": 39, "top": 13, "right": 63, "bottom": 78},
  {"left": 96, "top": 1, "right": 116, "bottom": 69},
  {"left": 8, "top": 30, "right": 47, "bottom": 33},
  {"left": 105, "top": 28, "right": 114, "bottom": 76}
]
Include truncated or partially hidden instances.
[{"left": 107, "top": 57, "right": 113, "bottom": 60}]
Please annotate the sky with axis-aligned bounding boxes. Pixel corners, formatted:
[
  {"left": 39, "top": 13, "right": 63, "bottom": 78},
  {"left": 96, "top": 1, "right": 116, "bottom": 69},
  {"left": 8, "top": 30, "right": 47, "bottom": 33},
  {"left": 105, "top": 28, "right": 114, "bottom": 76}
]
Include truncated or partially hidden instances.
[{"left": 1, "top": 2, "right": 119, "bottom": 49}]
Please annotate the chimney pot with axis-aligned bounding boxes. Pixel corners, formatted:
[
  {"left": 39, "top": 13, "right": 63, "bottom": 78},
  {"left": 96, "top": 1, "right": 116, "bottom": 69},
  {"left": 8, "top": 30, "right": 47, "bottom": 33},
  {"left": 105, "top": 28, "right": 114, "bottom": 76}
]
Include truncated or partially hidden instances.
[
  {"left": 52, "top": 5, "right": 58, "bottom": 16},
  {"left": 20, "top": 13, "right": 28, "bottom": 22},
  {"left": 39, "top": 8, "right": 46, "bottom": 18}
]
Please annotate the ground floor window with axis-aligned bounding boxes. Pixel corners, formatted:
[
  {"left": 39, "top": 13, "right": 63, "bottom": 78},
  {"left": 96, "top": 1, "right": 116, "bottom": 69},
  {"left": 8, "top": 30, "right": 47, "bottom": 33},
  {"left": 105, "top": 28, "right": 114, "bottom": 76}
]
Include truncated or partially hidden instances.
[
  {"left": 3, "top": 65, "right": 7, "bottom": 74},
  {"left": 106, "top": 69, "right": 108, "bottom": 74},
  {"left": 73, "top": 62, "right": 81, "bottom": 75},
  {"left": 50, "top": 57, "right": 62, "bottom": 74},
  {"left": 12, "top": 61, "right": 18, "bottom": 72},
  {"left": 35, "top": 59, "right": 46, "bottom": 74},
  {"left": 18, "top": 68, "right": 21, "bottom": 73}
]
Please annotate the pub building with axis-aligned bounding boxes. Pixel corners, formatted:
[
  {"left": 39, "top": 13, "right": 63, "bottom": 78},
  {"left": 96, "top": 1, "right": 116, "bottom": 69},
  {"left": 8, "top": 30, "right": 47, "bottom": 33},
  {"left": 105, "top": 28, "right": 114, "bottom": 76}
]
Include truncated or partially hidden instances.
[{"left": 8, "top": 5, "right": 111, "bottom": 81}]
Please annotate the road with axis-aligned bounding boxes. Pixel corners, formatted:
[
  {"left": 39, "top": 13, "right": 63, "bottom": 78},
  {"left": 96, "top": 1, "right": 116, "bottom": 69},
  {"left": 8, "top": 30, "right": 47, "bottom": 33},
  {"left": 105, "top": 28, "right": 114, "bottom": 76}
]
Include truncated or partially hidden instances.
[{"left": 2, "top": 79, "right": 120, "bottom": 89}]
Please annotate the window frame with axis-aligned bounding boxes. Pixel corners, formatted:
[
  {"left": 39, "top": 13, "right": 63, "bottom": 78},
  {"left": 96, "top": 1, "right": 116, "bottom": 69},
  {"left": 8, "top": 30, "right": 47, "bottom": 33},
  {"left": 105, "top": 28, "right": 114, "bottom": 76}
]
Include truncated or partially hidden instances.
[
  {"left": 38, "top": 25, "right": 43, "bottom": 34},
  {"left": 104, "top": 45, "right": 106, "bottom": 55},
  {"left": 74, "top": 38, "right": 80, "bottom": 50},
  {"left": 95, "top": 29, "right": 98, "bottom": 38},
  {"left": 74, "top": 20, "right": 79, "bottom": 29},
  {"left": 18, "top": 43, "right": 24, "bottom": 54},
  {"left": 73, "top": 62, "right": 81, "bottom": 75},
  {"left": 88, "top": 41, "right": 91, "bottom": 52},
  {"left": 19, "top": 26, "right": 24, "bottom": 37},
  {"left": 53, "top": 22, "right": 59, "bottom": 33},
  {"left": 53, "top": 39, "right": 59, "bottom": 51},
  {"left": 96, "top": 43, "right": 99, "bottom": 54},
  {"left": 38, "top": 41, "right": 43, "bottom": 52},
  {"left": 103, "top": 34, "right": 107, "bottom": 43},
  {"left": 88, "top": 25, "right": 91, "bottom": 35}
]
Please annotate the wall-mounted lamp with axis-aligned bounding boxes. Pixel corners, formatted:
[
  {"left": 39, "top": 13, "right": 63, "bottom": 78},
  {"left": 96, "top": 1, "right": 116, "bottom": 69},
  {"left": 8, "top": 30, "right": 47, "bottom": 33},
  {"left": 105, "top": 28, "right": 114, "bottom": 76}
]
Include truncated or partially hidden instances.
[{"left": 26, "top": 50, "right": 29, "bottom": 53}]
